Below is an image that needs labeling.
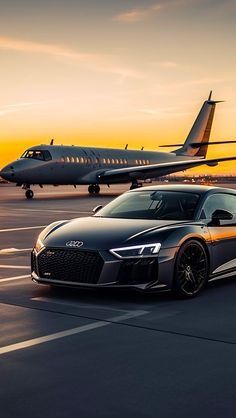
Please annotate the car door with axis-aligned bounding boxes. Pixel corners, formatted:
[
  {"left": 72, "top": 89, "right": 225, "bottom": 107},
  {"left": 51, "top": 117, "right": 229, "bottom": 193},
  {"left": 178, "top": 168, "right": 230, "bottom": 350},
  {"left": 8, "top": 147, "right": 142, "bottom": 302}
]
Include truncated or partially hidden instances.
[{"left": 200, "top": 192, "right": 236, "bottom": 276}]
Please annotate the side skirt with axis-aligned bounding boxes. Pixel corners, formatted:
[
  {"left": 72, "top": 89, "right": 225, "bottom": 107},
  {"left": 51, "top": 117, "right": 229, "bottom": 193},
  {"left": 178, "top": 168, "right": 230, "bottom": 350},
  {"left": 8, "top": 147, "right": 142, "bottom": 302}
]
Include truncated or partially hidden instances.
[{"left": 209, "top": 268, "right": 236, "bottom": 282}]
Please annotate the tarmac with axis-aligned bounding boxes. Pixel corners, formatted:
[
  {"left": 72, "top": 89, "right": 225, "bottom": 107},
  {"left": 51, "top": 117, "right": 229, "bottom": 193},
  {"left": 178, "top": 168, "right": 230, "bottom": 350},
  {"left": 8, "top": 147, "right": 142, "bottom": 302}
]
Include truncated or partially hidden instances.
[{"left": 1, "top": 183, "right": 236, "bottom": 418}]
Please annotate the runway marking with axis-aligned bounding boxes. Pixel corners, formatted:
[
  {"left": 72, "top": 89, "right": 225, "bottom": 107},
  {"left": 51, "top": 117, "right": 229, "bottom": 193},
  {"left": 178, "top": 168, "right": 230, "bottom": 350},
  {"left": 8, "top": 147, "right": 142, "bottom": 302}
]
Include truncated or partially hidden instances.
[
  {"left": 29, "top": 192, "right": 90, "bottom": 195},
  {"left": 0, "top": 274, "right": 30, "bottom": 283},
  {"left": 32, "top": 298, "right": 179, "bottom": 320},
  {"left": 0, "top": 248, "right": 31, "bottom": 254},
  {"left": 31, "top": 297, "right": 142, "bottom": 313},
  {"left": 0, "top": 226, "right": 46, "bottom": 233},
  {"left": 0, "top": 265, "right": 29, "bottom": 269},
  {"left": 0, "top": 310, "right": 147, "bottom": 355},
  {"left": 14, "top": 209, "right": 91, "bottom": 214}
]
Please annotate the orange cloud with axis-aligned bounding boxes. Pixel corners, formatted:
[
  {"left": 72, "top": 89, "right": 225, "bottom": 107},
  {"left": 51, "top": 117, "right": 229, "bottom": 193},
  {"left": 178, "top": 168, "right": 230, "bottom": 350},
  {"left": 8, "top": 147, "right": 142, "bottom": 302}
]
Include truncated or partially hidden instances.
[
  {"left": 113, "top": 4, "right": 162, "bottom": 22},
  {"left": 0, "top": 36, "right": 144, "bottom": 80},
  {"left": 0, "top": 37, "right": 98, "bottom": 62},
  {"left": 159, "top": 61, "right": 178, "bottom": 68},
  {"left": 113, "top": 0, "right": 198, "bottom": 23},
  {"left": 0, "top": 102, "right": 45, "bottom": 117}
]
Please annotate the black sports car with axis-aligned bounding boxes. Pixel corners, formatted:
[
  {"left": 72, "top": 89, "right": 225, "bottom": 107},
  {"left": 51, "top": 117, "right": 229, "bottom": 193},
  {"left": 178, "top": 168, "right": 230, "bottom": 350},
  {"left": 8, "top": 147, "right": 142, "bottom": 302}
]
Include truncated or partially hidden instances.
[{"left": 32, "top": 185, "right": 236, "bottom": 297}]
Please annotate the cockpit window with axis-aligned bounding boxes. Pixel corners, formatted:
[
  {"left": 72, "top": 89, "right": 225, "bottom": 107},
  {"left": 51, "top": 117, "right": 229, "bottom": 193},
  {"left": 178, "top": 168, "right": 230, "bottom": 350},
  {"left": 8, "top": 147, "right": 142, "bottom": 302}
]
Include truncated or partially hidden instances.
[{"left": 21, "top": 150, "right": 52, "bottom": 161}]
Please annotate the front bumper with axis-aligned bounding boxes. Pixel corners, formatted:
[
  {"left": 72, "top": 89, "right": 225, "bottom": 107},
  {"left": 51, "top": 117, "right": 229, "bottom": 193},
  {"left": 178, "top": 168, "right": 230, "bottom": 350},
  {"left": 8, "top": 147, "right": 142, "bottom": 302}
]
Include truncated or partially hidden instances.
[{"left": 31, "top": 246, "right": 177, "bottom": 291}]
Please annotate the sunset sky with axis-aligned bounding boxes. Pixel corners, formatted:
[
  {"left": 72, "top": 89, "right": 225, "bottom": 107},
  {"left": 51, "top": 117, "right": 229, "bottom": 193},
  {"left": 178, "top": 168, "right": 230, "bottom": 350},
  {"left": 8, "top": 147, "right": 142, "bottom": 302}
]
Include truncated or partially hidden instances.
[{"left": 0, "top": 0, "right": 236, "bottom": 174}]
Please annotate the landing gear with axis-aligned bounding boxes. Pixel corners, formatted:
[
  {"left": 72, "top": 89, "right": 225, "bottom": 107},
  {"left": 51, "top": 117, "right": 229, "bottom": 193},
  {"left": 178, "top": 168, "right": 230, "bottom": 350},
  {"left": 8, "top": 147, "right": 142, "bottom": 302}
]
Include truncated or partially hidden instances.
[
  {"left": 25, "top": 189, "right": 34, "bottom": 199},
  {"left": 22, "top": 184, "right": 34, "bottom": 199},
  {"left": 88, "top": 184, "right": 100, "bottom": 195},
  {"left": 94, "top": 185, "right": 100, "bottom": 194},
  {"left": 88, "top": 185, "right": 94, "bottom": 194},
  {"left": 130, "top": 181, "right": 142, "bottom": 190}
]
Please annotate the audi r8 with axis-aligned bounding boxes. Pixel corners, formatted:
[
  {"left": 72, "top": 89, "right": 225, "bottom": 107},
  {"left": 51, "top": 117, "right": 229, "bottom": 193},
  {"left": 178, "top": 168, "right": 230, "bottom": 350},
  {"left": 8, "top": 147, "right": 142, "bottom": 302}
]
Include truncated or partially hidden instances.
[{"left": 32, "top": 185, "right": 236, "bottom": 297}]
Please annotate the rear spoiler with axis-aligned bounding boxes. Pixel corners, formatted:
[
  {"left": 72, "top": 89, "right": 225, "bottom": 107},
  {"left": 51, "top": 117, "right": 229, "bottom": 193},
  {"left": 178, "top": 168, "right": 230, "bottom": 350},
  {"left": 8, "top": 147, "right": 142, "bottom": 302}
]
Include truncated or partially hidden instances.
[{"left": 159, "top": 140, "right": 236, "bottom": 148}]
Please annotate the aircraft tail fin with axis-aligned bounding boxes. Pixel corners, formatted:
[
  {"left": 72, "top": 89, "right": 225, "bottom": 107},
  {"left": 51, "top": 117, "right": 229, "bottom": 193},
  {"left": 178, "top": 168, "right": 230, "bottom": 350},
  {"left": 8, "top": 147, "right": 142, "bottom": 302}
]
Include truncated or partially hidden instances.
[{"left": 174, "top": 91, "right": 224, "bottom": 158}]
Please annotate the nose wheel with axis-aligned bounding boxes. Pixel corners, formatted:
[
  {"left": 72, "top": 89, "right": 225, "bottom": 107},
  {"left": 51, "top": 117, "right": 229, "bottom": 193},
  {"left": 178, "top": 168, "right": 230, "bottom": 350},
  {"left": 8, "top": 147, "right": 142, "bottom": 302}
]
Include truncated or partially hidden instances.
[
  {"left": 25, "top": 189, "right": 34, "bottom": 199},
  {"left": 88, "top": 184, "right": 100, "bottom": 195},
  {"left": 130, "top": 181, "right": 142, "bottom": 190}
]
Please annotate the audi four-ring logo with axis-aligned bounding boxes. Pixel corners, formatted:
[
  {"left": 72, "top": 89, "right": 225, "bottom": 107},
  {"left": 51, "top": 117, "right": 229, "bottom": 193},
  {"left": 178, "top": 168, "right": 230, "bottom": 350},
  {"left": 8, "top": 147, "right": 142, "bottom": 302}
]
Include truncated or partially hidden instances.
[{"left": 66, "top": 240, "right": 84, "bottom": 248}]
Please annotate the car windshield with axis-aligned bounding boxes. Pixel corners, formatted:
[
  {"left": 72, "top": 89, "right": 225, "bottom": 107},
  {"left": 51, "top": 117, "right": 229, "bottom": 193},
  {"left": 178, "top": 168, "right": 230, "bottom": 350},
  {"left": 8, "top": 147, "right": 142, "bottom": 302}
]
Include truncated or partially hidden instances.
[
  {"left": 95, "top": 190, "right": 200, "bottom": 220},
  {"left": 21, "top": 150, "right": 52, "bottom": 161}
]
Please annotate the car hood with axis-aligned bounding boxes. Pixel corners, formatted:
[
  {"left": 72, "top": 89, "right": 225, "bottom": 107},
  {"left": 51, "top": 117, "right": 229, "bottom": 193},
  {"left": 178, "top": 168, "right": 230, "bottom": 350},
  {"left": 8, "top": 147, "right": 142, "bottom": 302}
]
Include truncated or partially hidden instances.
[{"left": 42, "top": 216, "right": 187, "bottom": 250}]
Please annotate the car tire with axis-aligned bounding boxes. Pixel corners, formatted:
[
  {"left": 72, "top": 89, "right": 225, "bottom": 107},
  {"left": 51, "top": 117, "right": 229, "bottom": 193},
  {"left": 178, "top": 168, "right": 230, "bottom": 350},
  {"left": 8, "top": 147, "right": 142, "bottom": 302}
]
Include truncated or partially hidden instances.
[{"left": 173, "top": 240, "right": 208, "bottom": 298}]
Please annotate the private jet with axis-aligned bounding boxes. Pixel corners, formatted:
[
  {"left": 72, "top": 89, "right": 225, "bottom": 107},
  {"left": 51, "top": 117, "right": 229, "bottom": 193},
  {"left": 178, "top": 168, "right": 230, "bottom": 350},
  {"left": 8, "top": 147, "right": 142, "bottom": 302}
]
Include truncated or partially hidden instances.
[{"left": 1, "top": 92, "right": 236, "bottom": 199}]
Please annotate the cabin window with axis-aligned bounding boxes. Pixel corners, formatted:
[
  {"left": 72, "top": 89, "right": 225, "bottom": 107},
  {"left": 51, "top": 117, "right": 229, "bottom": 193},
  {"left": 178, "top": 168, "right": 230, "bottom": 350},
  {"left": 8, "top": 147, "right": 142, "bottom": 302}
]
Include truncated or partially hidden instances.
[
  {"left": 80, "top": 157, "right": 84, "bottom": 163},
  {"left": 95, "top": 157, "right": 99, "bottom": 164},
  {"left": 61, "top": 157, "right": 65, "bottom": 163},
  {"left": 111, "top": 159, "right": 115, "bottom": 164}
]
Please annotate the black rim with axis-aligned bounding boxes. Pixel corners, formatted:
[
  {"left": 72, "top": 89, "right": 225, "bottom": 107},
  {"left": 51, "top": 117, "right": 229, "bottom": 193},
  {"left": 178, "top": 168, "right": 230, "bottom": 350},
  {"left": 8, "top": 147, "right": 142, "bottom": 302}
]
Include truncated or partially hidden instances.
[{"left": 176, "top": 243, "right": 207, "bottom": 295}]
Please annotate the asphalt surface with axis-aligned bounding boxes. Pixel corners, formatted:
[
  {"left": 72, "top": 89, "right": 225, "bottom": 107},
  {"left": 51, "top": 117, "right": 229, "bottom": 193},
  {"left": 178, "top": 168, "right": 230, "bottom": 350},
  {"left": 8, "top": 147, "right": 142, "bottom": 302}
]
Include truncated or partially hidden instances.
[{"left": 1, "top": 183, "right": 236, "bottom": 418}]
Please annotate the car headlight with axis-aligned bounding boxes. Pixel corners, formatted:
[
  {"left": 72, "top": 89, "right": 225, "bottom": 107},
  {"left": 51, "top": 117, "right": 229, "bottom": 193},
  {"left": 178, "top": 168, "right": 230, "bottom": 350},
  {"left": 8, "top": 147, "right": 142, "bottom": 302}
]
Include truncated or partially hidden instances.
[
  {"left": 35, "top": 236, "right": 45, "bottom": 253},
  {"left": 110, "top": 243, "right": 161, "bottom": 259}
]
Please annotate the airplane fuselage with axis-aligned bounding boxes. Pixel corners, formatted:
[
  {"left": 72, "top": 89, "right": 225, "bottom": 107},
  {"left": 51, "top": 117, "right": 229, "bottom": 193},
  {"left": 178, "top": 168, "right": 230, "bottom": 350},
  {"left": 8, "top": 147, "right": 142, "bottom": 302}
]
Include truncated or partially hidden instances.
[{"left": 2, "top": 145, "right": 191, "bottom": 186}]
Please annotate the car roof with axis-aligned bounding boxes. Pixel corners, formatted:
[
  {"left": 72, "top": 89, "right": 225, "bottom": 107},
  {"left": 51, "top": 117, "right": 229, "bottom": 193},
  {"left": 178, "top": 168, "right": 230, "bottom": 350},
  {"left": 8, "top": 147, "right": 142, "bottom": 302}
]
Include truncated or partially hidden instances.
[{"left": 129, "top": 184, "right": 236, "bottom": 195}]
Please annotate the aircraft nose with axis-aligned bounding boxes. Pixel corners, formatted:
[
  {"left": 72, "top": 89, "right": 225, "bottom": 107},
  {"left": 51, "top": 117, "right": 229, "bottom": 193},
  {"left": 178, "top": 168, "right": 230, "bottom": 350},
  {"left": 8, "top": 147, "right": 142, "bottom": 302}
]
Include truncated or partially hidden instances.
[{"left": 0, "top": 164, "right": 16, "bottom": 181}]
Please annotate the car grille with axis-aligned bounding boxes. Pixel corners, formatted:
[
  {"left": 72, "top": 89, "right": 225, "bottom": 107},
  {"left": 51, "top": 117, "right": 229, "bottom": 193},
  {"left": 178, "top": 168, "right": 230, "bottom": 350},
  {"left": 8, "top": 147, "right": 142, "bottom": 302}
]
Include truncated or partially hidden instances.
[{"left": 37, "top": 248, "right": 103, "bottom": 284}]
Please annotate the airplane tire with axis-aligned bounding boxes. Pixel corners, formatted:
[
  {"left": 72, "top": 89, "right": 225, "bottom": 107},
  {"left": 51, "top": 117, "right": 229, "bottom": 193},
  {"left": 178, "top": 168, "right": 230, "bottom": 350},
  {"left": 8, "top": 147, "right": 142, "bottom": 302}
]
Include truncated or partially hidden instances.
[
  {"left": 25, "top": 189, "right": 34, "bottom": 199},
  {"left": 130, "top": 183, "right": 138, "bottom": 190},
  {"left": 94, "top": 185, "right": 100, "bottom": 194},
  {"left": 88, "top": 185, "right": 94, "bottom": 194},
  {"left": 130, "top": 182, "right": 142, "bottom": 190}
]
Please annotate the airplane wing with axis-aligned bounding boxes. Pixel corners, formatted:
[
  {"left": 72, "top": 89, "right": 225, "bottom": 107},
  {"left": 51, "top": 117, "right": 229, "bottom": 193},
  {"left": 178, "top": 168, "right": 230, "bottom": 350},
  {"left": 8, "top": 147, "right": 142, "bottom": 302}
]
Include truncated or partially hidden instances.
[{"left": 98, "top": 156, "right": 236, "bottom": 182}]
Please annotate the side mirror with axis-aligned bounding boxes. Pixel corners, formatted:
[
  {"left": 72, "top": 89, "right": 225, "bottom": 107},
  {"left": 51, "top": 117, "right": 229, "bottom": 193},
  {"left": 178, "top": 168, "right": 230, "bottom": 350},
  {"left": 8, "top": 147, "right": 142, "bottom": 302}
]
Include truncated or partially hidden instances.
[
  {"left": 93, "top": 205, "right": 103, "bottom": 214},
  {"left": 210, "top": 209, "right": 233, "bottom": 225}
]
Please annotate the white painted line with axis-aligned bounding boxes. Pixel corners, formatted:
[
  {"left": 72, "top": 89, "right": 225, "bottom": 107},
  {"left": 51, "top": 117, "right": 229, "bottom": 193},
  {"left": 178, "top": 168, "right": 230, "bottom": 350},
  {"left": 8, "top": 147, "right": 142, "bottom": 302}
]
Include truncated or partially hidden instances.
[
  {"left": 15, "top": 209, "right": 91, "bottom": 214},
  {"left": 0, "top": 226, "right": 46, "bottom": 233},
  {"left": 0, "top": 310, "right": 147, "bottom": 355},
  {"left": 0, "top": 248, "right": 31, "bottom": 254},
  {"left": 0, "top": 275, "right": 30, "bottom": 283},
  {"left": 32, "top": 192, "right": 87, "bottom": 195},
  {"left": 31, "top": 297, "right": 135, "bottom": 313},
  {"left": 0, "top": 265, "right": 29, "bottom": 269}
]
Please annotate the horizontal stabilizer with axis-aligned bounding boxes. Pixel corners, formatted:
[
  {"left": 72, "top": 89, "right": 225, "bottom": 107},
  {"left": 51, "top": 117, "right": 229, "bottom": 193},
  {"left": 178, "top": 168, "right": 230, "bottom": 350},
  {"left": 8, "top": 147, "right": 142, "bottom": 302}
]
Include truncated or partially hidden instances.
[
  {"left": 160, "top": 140, "right": 236, "bottom": 149},
  {"left": 190, "top": 140, "right": 236, "bottom": 148},
  {"left": 159, "top": 144, "right": 183, "bottom": 148}
]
